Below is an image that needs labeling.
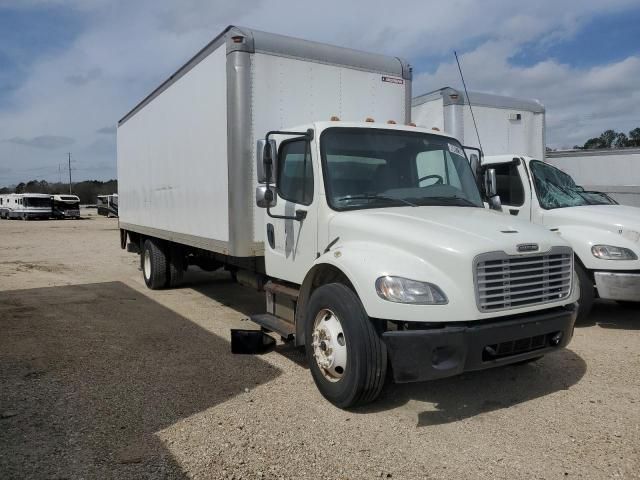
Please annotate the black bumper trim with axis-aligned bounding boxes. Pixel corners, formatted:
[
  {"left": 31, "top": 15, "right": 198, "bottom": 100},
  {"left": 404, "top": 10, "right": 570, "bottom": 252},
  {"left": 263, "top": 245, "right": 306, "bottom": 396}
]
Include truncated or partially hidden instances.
[{"left": 382, "top": 304, "right": 577, "bottom": 383}]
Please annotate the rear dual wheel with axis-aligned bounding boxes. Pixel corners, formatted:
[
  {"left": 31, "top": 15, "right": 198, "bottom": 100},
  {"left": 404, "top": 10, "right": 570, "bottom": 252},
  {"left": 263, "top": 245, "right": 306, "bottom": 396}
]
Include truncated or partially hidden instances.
[{"left": 141, "top": 239, "right": 185, "bottom": 290}]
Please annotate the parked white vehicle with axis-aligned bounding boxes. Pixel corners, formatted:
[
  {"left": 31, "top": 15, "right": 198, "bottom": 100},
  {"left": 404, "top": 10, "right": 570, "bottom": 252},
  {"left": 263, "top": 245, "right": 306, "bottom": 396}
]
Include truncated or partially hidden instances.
[
  {"left": 118, "top": 26, "right": 578, "bottom": 407},
  {"left": 483, "top": 154, "right": 640, "bottom": 320},
  {"left": 4, "top": 193, "right": 51, "bottom": 220},
  {"left": 52, "top": 194, "right": 81, "bottom": 219},
  {"left": 0, "top": 194, "right": 13, "bottom": 219}
]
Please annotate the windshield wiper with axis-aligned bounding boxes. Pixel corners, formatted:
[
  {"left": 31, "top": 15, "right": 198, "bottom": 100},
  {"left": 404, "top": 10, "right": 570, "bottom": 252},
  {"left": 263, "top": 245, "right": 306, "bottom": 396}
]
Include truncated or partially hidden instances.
[
  {"left": 417, "top": 196, "right": 478, "bottom": 207},
  {"left": 337, "top": 194, "right": 417, "bottom": 207}
]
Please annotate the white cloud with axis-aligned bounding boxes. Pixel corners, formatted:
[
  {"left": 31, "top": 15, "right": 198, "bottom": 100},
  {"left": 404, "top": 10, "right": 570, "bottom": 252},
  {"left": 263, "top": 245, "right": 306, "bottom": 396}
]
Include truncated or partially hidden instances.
[{"left": 0, "top": 0, "right": 639, "bottom": 184}]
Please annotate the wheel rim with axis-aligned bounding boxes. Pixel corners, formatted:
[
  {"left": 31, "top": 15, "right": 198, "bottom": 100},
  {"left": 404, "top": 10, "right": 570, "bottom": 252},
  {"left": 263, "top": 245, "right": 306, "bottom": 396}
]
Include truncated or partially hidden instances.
[
  {"left": 143, "top": 249, "right": 151, "bottom": 281},
  {"left": 311, "top": 308, "right": 347, "bottom": 382}
]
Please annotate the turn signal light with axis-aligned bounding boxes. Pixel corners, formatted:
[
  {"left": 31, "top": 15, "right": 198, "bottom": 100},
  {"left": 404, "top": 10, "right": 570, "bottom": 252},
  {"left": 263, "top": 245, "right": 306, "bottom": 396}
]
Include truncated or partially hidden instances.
[
  {"left": 231, "top": 35, "right": 244, "bottom": 44},
  {"left": 330, "top": 116, "right": 340, "bottom": 121},
  {"left": 365, "top": 117, "right": 375, "bottom": 122},
  {"left": 387, "top": 120, "right": 397, "bottom": 124},
  {"left": 432, "top": 127, "right": 440, "bottom": 131},
  {"left": 407, "top": 122, "right": 416, "bottom": 127}
]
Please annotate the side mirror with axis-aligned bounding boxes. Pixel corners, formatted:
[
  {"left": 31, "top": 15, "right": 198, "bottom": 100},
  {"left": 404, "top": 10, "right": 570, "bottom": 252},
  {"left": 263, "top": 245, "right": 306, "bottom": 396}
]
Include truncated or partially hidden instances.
[
  {"left": 256, "top": 185, "right": 277, "bottom": 208},
  {"left": 484, "top": 168, "right": 502, "bottom": 211},
  {"left": 256, "top": 139, "right": 277, "bottom": 183},
  {"left": 484, "top": 168, "right": 497, "bottom": 197}
]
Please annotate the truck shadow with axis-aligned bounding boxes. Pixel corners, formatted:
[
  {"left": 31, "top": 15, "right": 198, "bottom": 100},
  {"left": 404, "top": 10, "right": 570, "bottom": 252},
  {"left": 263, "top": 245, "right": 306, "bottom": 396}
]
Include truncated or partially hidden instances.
[
  {"left": 359, "top": 348, "right": 586, "bottom": 427},
  {"left": 0, "top": 281, "right": 281, "bottom": 479},
  {"left": 576, "top": 300, "right": 640, "bottom": 330}
]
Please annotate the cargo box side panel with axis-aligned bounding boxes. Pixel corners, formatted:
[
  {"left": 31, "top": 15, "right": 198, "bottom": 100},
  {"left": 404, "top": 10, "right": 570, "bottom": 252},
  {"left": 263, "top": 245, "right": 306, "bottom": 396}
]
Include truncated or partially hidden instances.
[
  {"left": 117, "top": 46, "right": 229, "bottom": 248},
  {"left": 250, "top": 52, "right": 408, "bottom": 243},
  {"left": 412, "top": 99, "right": 444, "bottom": 131}
]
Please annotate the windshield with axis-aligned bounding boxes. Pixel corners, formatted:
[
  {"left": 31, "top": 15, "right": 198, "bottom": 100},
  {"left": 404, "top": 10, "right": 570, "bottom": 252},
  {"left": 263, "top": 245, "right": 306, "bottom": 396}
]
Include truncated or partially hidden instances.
[
  {"left": 530, "top": 160, "right": 617, "bottom": 209},
  {"left": 24, "top": 197, "right": 51, "bottom": 208},
  {"left": 55, "top": 200, "right": 79, "bottom": 210},
  {"left": 320, "top": 128, "right": 483, "bottom": 210}
]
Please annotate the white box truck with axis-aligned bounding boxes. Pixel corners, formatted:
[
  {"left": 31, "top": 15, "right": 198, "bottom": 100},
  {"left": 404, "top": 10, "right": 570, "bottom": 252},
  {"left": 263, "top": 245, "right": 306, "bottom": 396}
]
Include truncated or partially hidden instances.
[
  {"left": 118, "top": 26, "right": 578, "bottom": 407},
  {"left": 412, "top": 87, "right": 545, "bottom": 159},
  {"left": 480, "top": 154, "right": 640, "bottom": 321}
]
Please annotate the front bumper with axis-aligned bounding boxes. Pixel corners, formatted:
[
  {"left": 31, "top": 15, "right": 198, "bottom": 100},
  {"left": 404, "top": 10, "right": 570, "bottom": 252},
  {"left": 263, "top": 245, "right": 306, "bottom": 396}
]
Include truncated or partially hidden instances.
[
  {"left": 382, "top": 304, "right": 577, "bottom": 383},
  {"left": 594, "top": 271, "right": 640, "bottom": 302}
]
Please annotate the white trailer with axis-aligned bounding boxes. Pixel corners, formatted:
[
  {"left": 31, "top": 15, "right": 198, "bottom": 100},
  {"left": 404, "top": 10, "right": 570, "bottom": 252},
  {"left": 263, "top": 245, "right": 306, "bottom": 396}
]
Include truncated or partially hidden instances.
[
  {"left": 546, "top": 148, "right": 640, "bottom": 207},
  {"left": 118, "top": 26, "right": 578, "bottom": 407},
  {"left": 481, "top": 154, "right": 640, "bottom": 320},
  {"left": 412, "top": 87, "right": 545, "bottom": 159}
]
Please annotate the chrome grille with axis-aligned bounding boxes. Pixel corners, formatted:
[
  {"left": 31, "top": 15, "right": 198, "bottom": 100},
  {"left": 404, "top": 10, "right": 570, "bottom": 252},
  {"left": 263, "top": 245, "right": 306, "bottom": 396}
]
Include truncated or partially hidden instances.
[{"left": 474, "top": 247, "right": 573, "bottom": 312}]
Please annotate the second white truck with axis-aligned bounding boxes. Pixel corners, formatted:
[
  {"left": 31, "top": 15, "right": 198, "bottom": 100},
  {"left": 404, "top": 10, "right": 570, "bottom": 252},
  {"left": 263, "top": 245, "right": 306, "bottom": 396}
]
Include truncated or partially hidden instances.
[
  {"left": 483, "top": 154, "right": 640, "bottom": 320},
  {"left": 118, "top": 26, "right": 578, "bottom": 407}
]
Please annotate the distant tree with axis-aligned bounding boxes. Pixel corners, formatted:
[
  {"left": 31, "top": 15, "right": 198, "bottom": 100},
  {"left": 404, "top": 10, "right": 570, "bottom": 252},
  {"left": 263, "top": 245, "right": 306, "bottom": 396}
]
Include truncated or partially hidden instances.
[
  {"left": 629, "top": 128, "right": 640, "bottom": 147},
  {"left": 599, "top": 129, "right": 617, "bottom": 148},
  {"left": 583, "top": 137, "right": 604, "bottom": 149},
  {"left": 613, "top": 132, "right": 629, "bottom": 148},
  {"left": 572, "top": 145, "right": 582, "bottom": 150},
  {"left": 1, "top": 179, "right": 117, "bottom": 204}
]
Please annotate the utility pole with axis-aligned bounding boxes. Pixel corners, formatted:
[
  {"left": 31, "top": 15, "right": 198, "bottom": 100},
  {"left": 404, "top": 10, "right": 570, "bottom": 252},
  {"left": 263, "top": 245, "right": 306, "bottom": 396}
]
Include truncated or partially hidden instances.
[
  {"left": 58, "top": 164, "right": 62, "bottom": 184},
  {"left": 67, "top": 152, "right": 72, "bottom": 194}
]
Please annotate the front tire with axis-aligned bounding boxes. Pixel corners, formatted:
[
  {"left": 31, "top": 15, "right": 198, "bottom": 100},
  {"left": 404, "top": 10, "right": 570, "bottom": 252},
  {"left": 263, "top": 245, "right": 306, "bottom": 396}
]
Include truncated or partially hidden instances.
[
  {"left": 305, "top": 283, "right": 387, "bottom": 408},
  {"left": 576, "top": 262, "right": 594, "bottom": 323},
  {"left": 142, "top": 239, "right": 168, "bottom": 290}
]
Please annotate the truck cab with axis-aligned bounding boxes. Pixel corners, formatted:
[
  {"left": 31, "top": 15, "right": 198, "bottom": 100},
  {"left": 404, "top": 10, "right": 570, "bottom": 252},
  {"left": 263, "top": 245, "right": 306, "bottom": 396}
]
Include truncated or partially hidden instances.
[
  {"left": 254, "top": 122, "right": 578, "bottom": 406},
  {"left": 483, "top": 154, "right": 640, "bottom": 320}
]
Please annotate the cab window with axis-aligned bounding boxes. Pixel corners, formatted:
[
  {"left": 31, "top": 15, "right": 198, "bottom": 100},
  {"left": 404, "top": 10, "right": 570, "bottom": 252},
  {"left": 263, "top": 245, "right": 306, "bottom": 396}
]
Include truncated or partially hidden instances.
[
  {"left": 277, "top": 139, "right": 314, "bottom": 205},
  {"left": 493, "top": 163, "right": 524, "bottom": 206}
]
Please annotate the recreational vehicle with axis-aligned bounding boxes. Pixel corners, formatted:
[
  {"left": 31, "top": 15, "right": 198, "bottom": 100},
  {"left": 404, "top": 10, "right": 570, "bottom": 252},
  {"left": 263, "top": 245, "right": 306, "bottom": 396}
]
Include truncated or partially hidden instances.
[
  {"left": 52, "top": 194, "right": 81, "bottom": 219},
  {"left": 6, "top": 193, "right": 51, "bottom": 220},
  {"left": 96, "top": 194, "right": 118, "bottom": 217},
  {"left": 117, "top": 26, "right": 578, "bottom": 407}
]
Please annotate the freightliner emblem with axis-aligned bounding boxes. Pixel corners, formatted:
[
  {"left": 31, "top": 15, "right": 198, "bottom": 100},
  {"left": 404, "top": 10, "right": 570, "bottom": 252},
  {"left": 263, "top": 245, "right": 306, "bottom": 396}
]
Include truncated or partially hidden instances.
[{"left": 517, "top": 243, "right": 539, "bottom": 253}]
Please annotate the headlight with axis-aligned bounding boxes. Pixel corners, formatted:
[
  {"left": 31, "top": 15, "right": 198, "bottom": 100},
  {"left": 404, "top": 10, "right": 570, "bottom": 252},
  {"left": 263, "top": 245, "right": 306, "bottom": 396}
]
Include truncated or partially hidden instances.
[
  {"left": 591, "top": 245, "right": 638, "bottom": 261},
  {"left": 375, "top": 276, "right": 448, "bottom": 304}
]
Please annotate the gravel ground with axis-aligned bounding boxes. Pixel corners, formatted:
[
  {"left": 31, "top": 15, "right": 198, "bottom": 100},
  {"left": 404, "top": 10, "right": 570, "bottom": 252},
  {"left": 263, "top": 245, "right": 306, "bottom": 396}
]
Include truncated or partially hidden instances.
[{"left": 0, "top": 214, "right": 639, "bottom": 479}]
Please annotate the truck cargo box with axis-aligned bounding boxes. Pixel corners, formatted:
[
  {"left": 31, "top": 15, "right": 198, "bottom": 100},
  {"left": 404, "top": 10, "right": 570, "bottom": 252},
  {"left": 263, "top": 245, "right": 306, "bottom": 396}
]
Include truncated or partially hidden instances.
[{"left": 117, "top": 26, "right": 411, "bottom": 257}]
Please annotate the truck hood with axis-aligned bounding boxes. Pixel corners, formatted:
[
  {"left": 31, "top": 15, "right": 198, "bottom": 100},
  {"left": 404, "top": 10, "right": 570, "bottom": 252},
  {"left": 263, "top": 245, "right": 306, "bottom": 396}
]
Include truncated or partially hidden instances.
[
  {"left": 541, "top": 205, "right": 640, "bottom": 243},
  {"left": 329, "top": 206, "right": 566, "bottom": 258}
]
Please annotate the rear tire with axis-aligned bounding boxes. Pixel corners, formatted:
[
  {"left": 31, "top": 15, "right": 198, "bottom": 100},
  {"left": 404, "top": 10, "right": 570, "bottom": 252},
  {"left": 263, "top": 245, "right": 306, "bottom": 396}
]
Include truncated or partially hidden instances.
[
  {"left": 576, "top": 262, "right": 594, "bottom": 323},
  {"left": 167, "top": 244, "right": 185, "bottom": 288},
  {"left": 142, "top": 239, "right": 168, "bottom": 290},
  {"left": 305, "top": 283, "right": 387, "bottom": 408}
]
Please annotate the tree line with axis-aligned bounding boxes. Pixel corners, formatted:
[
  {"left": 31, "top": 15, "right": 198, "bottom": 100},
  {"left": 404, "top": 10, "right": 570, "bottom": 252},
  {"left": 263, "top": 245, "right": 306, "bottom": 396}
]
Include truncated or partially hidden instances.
[
  {"left": 0, "top": 179, "right": 117, "bottom": 204},
  {"left": 578, "top": 127, "right": 640, "bottom": 150}
]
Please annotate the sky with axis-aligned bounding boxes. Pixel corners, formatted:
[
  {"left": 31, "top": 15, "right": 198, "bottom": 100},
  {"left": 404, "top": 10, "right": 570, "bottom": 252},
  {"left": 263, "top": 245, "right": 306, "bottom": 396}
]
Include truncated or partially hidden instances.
[{"left": 1, "top": 0, "right": 639, "bottom": 186}]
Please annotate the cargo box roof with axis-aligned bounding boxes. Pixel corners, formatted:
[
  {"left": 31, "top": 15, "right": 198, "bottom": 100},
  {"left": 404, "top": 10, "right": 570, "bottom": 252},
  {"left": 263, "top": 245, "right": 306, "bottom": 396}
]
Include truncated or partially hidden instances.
[
  {"left": 412, "top": 86, "right": 544, "bottom": 113},
  {"left": 119, "top": 25, "right": 411, "bottom": 126}
]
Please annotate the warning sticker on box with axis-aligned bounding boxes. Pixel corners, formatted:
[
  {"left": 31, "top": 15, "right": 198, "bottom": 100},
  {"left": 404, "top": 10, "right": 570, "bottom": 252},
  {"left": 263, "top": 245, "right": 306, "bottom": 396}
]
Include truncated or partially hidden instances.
[
  {"left": 382, "top": 76, "right": 404, "bottom": 85},
  {"left": 448, "top": 143, "right": 465, "bottom": 157}
]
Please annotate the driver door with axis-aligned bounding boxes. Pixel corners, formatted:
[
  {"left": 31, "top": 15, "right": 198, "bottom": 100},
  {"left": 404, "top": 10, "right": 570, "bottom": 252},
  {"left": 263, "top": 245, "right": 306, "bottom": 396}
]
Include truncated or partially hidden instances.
[
  {"left": 491, "top": 160, "right": 532, "bottom": 220},
  {"left": 264, "top": 138, "right": 318, "bottom": 284}
]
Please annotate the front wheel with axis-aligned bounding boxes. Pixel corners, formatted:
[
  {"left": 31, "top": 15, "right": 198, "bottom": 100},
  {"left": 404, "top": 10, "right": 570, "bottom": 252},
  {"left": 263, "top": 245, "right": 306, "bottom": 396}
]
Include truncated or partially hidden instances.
[
  {"left": 575, "top": 262, "right": 594, "bottom": 323},
  {"left": 305, "top": 283, "right": 387, "bottom": 408}
]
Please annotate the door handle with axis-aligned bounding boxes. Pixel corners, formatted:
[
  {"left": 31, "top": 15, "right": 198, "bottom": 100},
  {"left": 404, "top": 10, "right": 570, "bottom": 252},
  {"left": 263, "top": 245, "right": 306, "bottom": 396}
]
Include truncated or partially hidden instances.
[{"left": 266, "top": 223, "right": 275, "bottom": 249}]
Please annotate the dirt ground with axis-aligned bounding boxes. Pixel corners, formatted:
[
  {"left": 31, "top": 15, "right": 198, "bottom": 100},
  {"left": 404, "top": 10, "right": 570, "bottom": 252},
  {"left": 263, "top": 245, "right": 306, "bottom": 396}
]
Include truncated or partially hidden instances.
[{"left": 0, "top": 213, "right": 639, "bottom": 480}]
